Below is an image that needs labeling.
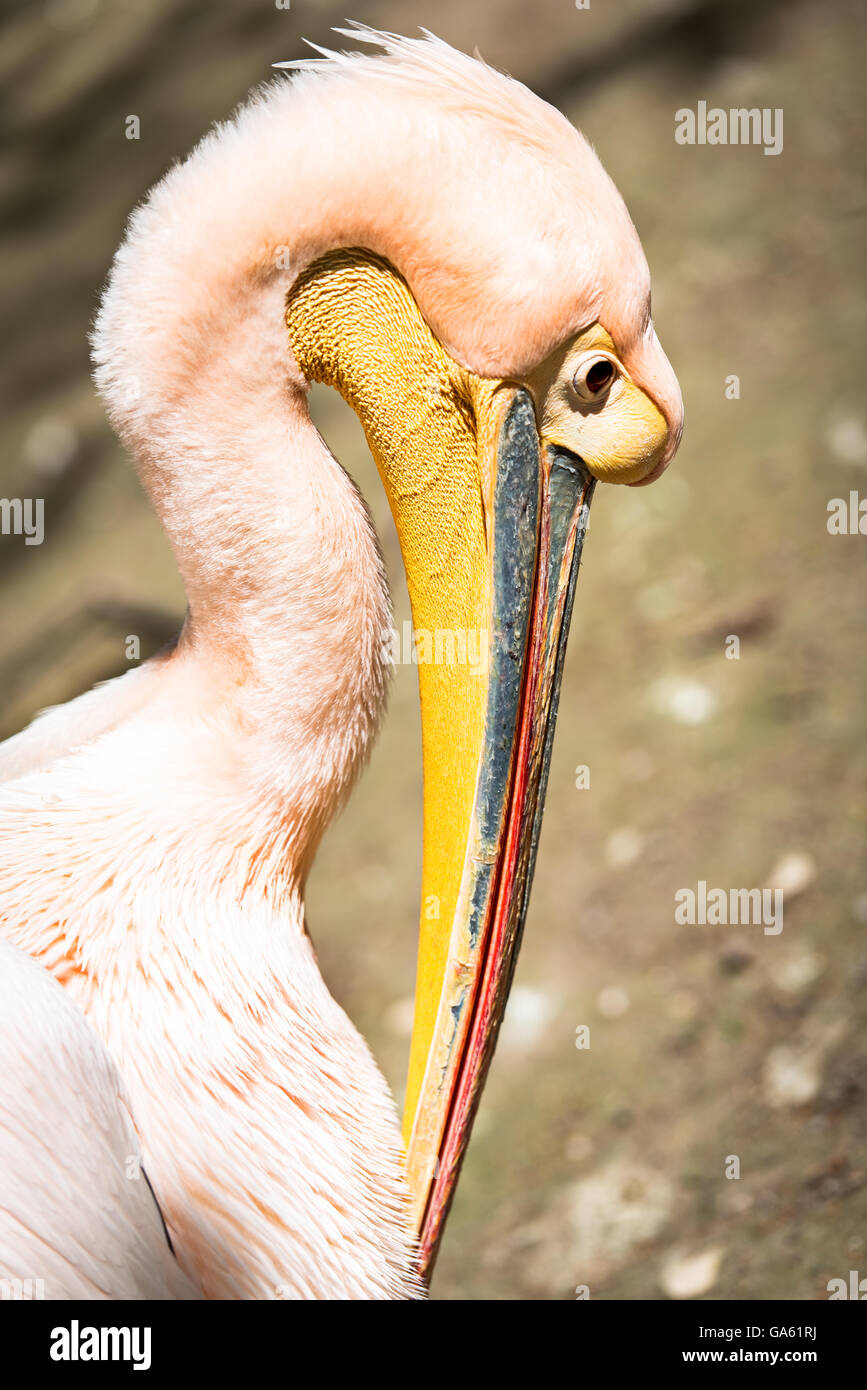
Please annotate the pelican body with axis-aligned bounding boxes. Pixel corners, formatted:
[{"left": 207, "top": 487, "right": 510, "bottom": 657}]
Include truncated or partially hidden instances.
[{"left": 0, "top": 27, "right": 682, "bottom": 1298}]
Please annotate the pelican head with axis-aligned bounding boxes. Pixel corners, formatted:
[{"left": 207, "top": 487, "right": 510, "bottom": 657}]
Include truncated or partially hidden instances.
[
  {"left": 80, "top": 24, "right": 684, "bottom": 1291},
  {"left": 275, "top": 28, "right": 683, "bottom": 1273}
]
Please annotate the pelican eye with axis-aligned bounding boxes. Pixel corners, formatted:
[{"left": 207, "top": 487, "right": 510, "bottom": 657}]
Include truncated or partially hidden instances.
[{"left": 572, "top": 354, "right": 618, "bottom": 403}]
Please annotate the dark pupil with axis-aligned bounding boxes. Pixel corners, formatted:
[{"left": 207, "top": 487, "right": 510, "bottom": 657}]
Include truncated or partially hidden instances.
[{"left": 586, "top": 360, "right": 614, "bottom": 394}]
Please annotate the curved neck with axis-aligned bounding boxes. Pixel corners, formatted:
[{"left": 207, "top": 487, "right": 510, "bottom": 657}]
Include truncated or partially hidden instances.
[
  {"left": 130, "top": 291, "right": 391, "bottom": 882},
  {"left": 87, "top": 62, "right": 601, "bottom": 861}
]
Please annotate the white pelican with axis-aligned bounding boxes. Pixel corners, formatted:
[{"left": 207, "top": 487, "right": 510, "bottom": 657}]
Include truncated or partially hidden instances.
[{"left": 0, "top": 26, "right": 682, "bottom": 1299}]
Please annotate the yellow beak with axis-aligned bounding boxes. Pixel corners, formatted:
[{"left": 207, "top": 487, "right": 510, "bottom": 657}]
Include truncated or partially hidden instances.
[{"left": 287, "top": 250, "right": 610, "bottom": 1282}]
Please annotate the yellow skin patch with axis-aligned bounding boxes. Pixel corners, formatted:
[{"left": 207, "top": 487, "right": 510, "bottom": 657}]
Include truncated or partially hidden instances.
[
  {"left": 287, "top": 250, "right": 507, "bottom": 1138},
  {"left": 527, "top": 324, "right": 669, "bottom": 485}
]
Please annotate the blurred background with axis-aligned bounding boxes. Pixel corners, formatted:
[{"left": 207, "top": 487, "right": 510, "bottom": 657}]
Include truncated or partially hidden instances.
[{"left": 2, "top": 0, "right": 865, "bottom": 1299}]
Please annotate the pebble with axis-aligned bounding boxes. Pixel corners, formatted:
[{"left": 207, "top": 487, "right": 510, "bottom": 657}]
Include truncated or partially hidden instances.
[
  {"left": 660, "top": 1246, "right": 724, "bottom": 1299},
  {"left": 499, "top": 985, "right": 556, "bottom": 1050},
  {"left": 597, "top": 985, "right": 630, "bottom": 1020},
  {"left": 605, "top": 827, "right": 645, "bottom": 869},
  {"left": 771, "top": 945, "right": 824, "bottom": 994},
  {"left": 384, "top": 996, "right": 415, "bottom": 1038},
  {"left": 567, "top": 1160, "right": 674, "bottom": 1268},
  {"left": 651, "top": 677, "right": 717, "bottom": 726},
  {"left": 23, "top": 417, "right": 78, "bottom": 477},
  {"left": 827, "top": 414, "right": 867, "bottom": 466},
  {"left": 520, "top": 1160, "right": 675, "bottom": 1292},
  {"left": 763, "top": 1045, "right": 821, "bottom": 1108},
  {"left": 766, "top": 851, "right": 816, "bottom": 899}
]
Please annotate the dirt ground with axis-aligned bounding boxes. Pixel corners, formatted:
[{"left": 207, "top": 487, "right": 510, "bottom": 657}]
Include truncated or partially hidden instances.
[{"left": 1, "top": 0, "right": 865, "bottom": 1299}]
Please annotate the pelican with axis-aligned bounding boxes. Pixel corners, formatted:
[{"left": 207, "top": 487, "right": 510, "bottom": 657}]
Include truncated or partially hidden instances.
[{"left": 0, "top": 26, "right": 682, "bottom": 1299}]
